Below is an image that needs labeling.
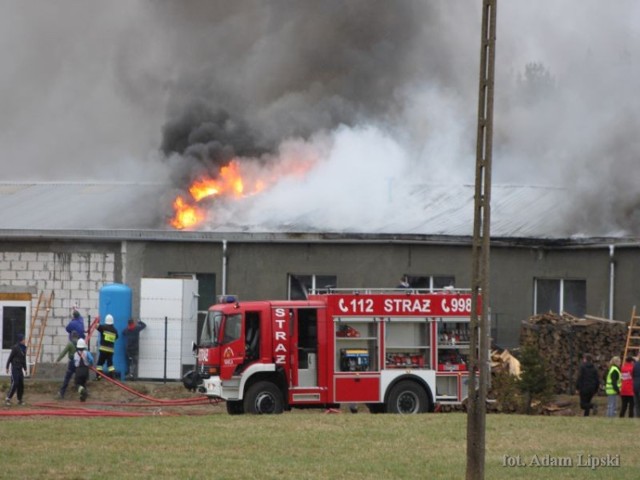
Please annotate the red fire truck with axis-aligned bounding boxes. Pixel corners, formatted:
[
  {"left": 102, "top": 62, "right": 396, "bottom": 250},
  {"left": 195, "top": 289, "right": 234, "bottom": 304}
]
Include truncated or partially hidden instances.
[{"left": 186, "top": 289, "right": 480, "bottom": 414}]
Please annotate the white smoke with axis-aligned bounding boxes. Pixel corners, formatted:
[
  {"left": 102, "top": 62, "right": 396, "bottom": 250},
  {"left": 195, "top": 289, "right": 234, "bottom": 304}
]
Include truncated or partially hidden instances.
[{"left": 208, "top": 126, "right": 413, "bottom": 231}]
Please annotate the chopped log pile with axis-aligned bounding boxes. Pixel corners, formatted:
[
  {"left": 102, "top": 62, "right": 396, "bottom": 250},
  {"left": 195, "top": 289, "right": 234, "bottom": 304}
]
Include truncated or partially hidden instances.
[{"left": 520, "top": 311, "right": 627, "bottom": 394}]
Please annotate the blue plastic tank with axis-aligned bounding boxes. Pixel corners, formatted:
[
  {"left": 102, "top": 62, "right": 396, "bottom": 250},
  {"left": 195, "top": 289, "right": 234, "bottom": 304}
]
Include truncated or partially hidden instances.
[{"left": 98, "top": 283, "right": 132, "bottom": 380}]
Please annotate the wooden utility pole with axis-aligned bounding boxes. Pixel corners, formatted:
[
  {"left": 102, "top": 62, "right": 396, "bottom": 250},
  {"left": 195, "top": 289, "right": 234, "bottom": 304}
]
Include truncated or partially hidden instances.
[{"left": 466, "top": 1, "right": 496, "bottom": 480}]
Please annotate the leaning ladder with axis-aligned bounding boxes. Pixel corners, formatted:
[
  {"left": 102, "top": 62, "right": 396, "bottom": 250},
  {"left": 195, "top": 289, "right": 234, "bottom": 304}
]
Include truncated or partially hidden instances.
[
  {"left": 26, "top": 291, "right": 54, "bottom": 377},
  {"left": 623, "top": 306, "right": 640, "bottom": 360}
]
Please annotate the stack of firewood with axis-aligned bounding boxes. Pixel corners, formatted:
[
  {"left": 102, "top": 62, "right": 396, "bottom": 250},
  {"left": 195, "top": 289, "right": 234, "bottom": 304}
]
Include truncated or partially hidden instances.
[{"left": 520, "top": 312, "right": 627, "bottom": 394}]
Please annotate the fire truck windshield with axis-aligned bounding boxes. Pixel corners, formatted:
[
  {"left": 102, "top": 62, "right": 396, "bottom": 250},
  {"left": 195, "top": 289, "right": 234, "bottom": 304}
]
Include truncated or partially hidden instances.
[{"left": 200, "top": 310, "right": 223, "bottom": 347}]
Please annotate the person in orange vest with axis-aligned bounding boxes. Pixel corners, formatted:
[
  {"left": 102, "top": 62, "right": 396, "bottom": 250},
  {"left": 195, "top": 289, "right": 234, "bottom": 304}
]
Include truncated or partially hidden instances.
[
  {"left": 604, "top": 356, "right": 621, "bottom": 417},
  {"left": 96, "top": 314, "right": 118, "bottom": 379},
  {"left": 619, "top": 356, "right": 635, "bottom": 418}
]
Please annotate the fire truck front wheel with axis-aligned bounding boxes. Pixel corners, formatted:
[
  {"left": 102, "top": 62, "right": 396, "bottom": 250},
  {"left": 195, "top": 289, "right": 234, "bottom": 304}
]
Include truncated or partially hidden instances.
[
  {"left": 386, "top": 381, "right": 430, "bottom": 414},
  {"left": 244, "top": 381, "right": 284, "bottom": 414}
]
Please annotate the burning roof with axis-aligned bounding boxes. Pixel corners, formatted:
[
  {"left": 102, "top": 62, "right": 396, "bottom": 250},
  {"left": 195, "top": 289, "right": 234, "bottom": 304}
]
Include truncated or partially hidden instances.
[{"left": 0, "top": 180, "right": 615, "bottom": 240}]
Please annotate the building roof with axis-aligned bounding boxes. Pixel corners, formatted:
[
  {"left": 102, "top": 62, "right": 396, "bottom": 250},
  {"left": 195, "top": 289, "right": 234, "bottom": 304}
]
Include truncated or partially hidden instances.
[
  {"left": 0, "top": 181, "right": 630, "bottom": 244},
  {"left": 0, "top": 182, "right": 167, "bottom": 230}
]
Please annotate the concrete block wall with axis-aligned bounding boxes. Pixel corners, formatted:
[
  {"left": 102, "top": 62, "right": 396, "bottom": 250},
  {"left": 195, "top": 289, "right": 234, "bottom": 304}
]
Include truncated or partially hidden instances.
[{"left": 0, "top": 250, "right": 116, "bottom": 364}]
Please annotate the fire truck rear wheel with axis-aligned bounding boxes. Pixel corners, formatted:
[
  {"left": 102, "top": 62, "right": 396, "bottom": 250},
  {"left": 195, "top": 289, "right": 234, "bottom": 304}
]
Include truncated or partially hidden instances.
[
  {"left": 386, "top": 381, "right": 429, "bottom": 414},
  {"left": 244, "top": 381, "right": 284, "bottom": 414}
]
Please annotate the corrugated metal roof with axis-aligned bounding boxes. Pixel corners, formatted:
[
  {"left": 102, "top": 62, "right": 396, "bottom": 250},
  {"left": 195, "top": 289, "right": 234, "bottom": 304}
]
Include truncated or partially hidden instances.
[
  {"left": 0, "top": 182, "right": 168, "bottom": 230},
  {"left": 0, "top": 181, "right": 596, "bottom": 239},
  {"left": 246, "top": 184, "right": 573, "bottom": 238}
]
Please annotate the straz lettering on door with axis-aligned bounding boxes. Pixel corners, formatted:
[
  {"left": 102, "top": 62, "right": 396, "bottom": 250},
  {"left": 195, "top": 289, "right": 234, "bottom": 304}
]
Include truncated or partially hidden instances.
[
  {"left": 332, "top": 294, "right": 477, "bottom": 316},
  {"left": 273, "top": 308, "right": 288, "bottom": 365}
]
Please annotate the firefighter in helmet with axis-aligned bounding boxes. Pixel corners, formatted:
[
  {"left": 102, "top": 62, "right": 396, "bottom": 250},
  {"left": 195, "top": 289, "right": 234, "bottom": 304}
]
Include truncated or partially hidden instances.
[
  {"left": 74, "top": 338, "right": 94, "bottom": 401},
  {"left": 96, "top": 314, "right": 118, "bottom": 379}
]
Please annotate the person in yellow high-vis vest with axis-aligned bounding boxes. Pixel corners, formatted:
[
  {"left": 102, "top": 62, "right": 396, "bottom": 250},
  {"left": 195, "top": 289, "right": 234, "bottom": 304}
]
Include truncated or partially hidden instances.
[
  {"left": 96, "top": 314, "right": 118, "bottom": 379},
  {"left": 605, "top": 356, "right": 621, "bottom": 417}
]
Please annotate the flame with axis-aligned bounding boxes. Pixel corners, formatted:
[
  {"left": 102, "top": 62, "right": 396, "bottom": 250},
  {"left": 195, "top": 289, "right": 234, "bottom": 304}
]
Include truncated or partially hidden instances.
[
  {"left": 169, "top": 155, "right": 317, "bottom": 230},
  {"left": 170, "top": 159, "right": 254, "bottom": 229},
  {"left": 189, "top": 162, "right": 247, "bottom": 201},
  {"left": 170, "top": 196, "right": 205, "bottom": 230}
]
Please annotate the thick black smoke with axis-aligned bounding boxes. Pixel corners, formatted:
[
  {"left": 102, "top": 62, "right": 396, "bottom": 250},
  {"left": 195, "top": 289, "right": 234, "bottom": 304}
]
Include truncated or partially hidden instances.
[
  {"left": 154, "top": 1, "right": 478, "bottom": 187},
  {"left": 160, "top": 102, "right": 269, "bottom": 185}
]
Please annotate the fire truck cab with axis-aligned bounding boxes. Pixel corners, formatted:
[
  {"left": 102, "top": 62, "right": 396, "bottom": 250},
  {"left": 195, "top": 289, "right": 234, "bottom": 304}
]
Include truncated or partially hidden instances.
[{"left": 187, "top": 289, "right": 478, "bottom": 414}]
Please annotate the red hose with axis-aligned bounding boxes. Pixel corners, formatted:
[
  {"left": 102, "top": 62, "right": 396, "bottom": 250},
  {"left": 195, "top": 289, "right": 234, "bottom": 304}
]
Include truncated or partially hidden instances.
[
  {"left": 0, "top": 408, "right": 159, "bottom": 417},
  {"left": 0, "top": 319, "right": 220, "bottom": 417},
  {"left": 90, "top": 367, "right": 217, "bottom": 405}
]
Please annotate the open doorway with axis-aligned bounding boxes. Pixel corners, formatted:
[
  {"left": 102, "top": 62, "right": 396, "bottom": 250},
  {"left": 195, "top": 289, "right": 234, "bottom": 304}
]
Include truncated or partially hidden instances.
[
  {"left": 1, "top": 301, "right": 29, "bottom": 375},
  {"left": 297, "top": 308, "right": 318, "bottom": 387}
]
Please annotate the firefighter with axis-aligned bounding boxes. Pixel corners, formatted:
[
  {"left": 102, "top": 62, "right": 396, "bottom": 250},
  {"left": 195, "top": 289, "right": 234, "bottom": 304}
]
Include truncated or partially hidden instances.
[
  {"left": 96, "top": 314, "right": 118, "bottom": 379},
  {"left": 74, "top": 338, "right": 94, "bottom": 402}
]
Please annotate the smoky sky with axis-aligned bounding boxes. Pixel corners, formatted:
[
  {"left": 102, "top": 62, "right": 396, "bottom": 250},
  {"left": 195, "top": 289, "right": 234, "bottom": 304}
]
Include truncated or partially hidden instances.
[
  {"left": 2, "top": 1, "right": 640, "bottom": 236},
  {"left": 156, "top": 1, "right": 474, "bottom": 184}
]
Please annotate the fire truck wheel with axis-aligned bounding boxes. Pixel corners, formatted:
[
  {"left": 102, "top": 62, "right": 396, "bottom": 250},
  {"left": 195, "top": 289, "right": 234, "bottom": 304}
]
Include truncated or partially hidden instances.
[
  {"left": 244, "top": 381, "right": 284, "bottom": 414},
  {"left": 226, "top": 400, "right": 245, "bottom": 415},
  {"left": 386, "top": 381, "right": 429, "bottom": 414}
]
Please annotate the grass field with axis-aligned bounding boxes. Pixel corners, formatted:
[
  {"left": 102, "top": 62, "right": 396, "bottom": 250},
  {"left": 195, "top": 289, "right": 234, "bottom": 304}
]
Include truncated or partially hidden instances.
[{"left": 1, "top": 409, "right": 637, "bottom": 479}]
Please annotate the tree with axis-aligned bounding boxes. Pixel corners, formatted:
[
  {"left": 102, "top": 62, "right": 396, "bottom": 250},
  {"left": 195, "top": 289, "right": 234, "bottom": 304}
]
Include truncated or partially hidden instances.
[{"left": 517, "top": 344, "right": 555, "bottom": 414}]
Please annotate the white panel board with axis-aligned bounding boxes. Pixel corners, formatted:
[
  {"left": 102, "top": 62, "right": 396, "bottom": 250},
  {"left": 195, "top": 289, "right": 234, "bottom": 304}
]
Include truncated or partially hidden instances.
[
  {"left": 138, "top": 318, "right": 182, "bottom": 379},
  {"left": 140, "top": 278, "right": 185, "bottom": 319},
  {"left": 138, "top": 278, "right": 199, "bottom": 380},
  {"left": 180, "top": 279, "right": 199, "bottom": 368}
]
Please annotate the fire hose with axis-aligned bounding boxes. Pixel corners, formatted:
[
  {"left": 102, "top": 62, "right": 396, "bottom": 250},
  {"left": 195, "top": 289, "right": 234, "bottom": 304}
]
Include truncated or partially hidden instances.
[
  {"left": 88, "top": 366, "right": 218, "bottom": 405},
  {"left": 1, "top": 319, "right": 219, "bottom": 417},
  {"left": 0, "top": 370, "right": 216, "bottom": 417}
]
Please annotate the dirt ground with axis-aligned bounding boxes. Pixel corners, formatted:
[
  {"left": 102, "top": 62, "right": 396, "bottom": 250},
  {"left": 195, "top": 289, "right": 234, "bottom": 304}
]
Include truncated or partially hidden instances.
[
  {"left": 1, "top": 377, "right": 225, "bottom": 416},
  {"left": 2, "top": 378, "right": 611, "bottom": 417}
]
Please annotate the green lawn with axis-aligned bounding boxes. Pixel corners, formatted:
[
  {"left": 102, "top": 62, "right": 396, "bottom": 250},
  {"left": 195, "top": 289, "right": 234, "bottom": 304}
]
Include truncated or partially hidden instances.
[{"left": 0, "top": 411, "right": 637, "bottom": 479}]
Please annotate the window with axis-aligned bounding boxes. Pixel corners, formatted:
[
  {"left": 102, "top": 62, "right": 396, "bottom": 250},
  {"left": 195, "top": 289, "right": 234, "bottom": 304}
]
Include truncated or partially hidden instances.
[
  {"left": 288, "top": 274, "right": 337, "bottom": 299},
  {"left": 199, "top": 311, "right": 223, "bottom": 347},
  {"left": 404, "top": 275, "right": 455, "bottom": 291},
  {"left": 222, "top": 314, "right": 242, "bottom": 344},
  {"left": 534, "top": 279, "right": 586, "bottom": 317}
]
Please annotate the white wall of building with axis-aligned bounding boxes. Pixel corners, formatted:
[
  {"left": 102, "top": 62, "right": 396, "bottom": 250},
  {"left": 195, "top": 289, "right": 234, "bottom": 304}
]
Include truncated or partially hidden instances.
[{"left": 0, "top": 250, "right": 116, "bottom": 363}]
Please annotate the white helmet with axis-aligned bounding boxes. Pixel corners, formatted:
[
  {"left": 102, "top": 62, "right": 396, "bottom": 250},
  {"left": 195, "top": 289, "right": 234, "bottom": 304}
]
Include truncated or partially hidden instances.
[
  {"left": 76, "top": 338, "right": 87, "bottom": 350},
  {"left": 105, "top": 314, "right": 114, "bottom": 325}
]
